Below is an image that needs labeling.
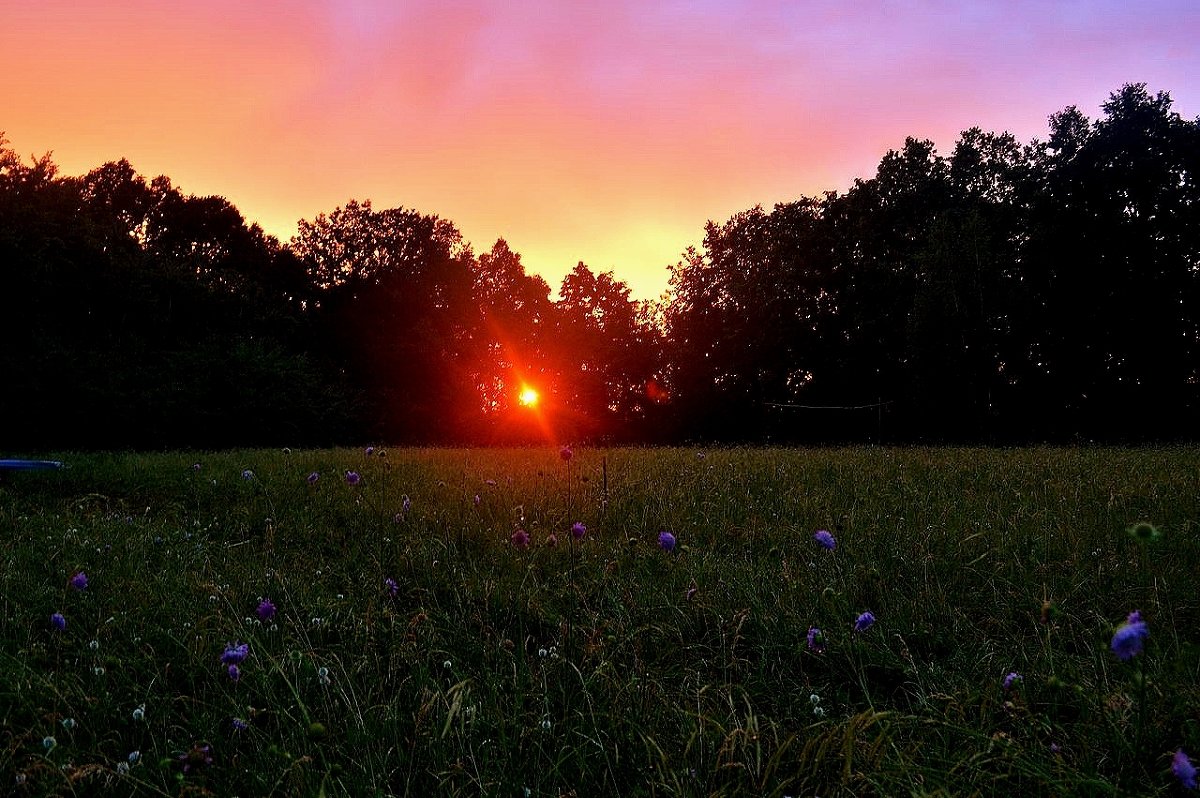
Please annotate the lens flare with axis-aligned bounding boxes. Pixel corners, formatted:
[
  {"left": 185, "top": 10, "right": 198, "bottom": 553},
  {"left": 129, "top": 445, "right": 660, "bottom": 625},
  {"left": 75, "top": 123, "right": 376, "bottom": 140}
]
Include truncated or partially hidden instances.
[{"left": 518, "top": 387, "right": 539, "bottom": 407}]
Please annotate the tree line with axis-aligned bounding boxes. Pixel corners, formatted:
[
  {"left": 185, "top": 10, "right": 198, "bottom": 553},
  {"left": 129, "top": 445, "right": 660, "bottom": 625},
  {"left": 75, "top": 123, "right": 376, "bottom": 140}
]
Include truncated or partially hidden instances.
[{"left": 2, "top": 84, "right": 1197, "bottom": 449}]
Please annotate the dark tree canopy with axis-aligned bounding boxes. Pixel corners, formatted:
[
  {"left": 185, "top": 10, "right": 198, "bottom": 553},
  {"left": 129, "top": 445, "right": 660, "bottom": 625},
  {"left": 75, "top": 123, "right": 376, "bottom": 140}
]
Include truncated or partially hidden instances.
[{"left": 3, "top": 83, "right": 1198, "bottom": 449}]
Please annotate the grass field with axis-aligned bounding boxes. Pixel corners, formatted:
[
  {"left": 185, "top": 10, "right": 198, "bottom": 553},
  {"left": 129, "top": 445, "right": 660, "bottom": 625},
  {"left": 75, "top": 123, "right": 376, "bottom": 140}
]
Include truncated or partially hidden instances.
[{"left": 2, "top": 446, "right": 1198, "bottom": 796}]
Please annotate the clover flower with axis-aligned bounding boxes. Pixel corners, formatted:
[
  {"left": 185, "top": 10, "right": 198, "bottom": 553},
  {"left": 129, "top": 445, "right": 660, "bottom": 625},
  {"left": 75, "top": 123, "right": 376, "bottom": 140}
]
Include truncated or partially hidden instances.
[
  {"left": 854, "top": 611, "right": 876, "bottom": 634},
  {"left": 51, "top": 612, "right": 67, "bottom": 631},
  {"left": 813, "top": 530, "right": 836, "bottom": 550},
  {"left": 571, "top": 522, "right": 586, "bottom": 541},
  {"left": 806, "top": 626, "right": 826, "bottom": 653},
  {"left": 1111, "top": 610, "right": 1148, "bottom": 661},
  {"left": 658, "top": 530, "right": 677, "bottom": 552},
  {"left": 256, "top": 599, "right": 276, "bottom": 622},
  {"left": 70, "top": 571, "right": 89, "bottom": 590},
  {"left": 1174, "top": 750, "right": 1197, "bottom": 790},
  {"left": 1003, "top": 672, "right": 1023, "bottom": 690},
  {"left": 510, "top": 529, "right": 530, "bottom": 549}
]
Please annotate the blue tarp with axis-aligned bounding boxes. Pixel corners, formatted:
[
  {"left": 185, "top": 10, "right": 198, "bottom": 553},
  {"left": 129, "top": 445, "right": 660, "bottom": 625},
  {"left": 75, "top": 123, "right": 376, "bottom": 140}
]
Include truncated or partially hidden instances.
[{"left": 0, "top": 460, "right": 64, "bottom": 470}]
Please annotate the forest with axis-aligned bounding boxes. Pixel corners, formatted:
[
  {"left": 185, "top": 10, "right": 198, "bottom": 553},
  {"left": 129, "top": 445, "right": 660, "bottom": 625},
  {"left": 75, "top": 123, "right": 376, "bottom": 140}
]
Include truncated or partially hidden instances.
[{"left": 2, "top": 83, "right": 1197, "bottom": 448}]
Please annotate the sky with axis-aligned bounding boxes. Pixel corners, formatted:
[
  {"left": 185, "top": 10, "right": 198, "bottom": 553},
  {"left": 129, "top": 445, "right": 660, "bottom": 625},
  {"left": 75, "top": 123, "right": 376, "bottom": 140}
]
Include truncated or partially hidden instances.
[{"left": 3, "top": 1, "right": 1198, "bottom": 301}]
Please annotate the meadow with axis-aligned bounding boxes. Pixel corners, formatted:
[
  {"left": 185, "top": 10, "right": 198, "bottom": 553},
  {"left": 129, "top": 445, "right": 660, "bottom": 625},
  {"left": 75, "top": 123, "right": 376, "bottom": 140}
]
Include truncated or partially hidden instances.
[{"left": 1, "top": 446, "right": 1198, "bottom": 797}]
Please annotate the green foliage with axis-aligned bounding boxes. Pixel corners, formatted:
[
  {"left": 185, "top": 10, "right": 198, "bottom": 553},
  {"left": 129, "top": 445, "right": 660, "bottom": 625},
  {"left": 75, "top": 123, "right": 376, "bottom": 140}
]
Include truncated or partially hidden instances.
[{"left": 2, "top": 447, "right": 1197, "bottom": 796}]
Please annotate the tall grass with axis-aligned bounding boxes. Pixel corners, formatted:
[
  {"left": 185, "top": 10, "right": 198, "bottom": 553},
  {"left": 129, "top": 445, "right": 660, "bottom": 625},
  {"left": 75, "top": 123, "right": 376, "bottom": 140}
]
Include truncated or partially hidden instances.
[{"left": 1, "top": 447, "right": 1197, "bottom": 796}]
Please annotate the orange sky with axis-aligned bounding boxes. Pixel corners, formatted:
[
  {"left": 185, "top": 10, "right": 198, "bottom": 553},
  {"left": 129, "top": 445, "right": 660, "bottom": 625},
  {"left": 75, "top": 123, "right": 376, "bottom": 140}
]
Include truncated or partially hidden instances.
[{"left": 4, "top": 1, "right": 1197, "bottom": 300}]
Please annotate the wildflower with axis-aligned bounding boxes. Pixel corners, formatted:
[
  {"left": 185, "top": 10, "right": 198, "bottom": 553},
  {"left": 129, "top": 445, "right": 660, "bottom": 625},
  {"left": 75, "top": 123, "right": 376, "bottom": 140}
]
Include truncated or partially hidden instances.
[
  {"left": 227, "top": 664, "right": 241, "bottom": 681},
  {"left": 241, "top": 469, "right": 254, "bottom": 480},
  {"left": 1173, "top": 750, "right": 1197, "bottom": 790},
  {"left": 485, "top": 479, "right": 497, "bottom": 487},
  {"left": 813, "top": 705, "right": 826, "bottom": 718},
  {"left": 854, "top": 611, "right": 876, "bottom": 634},
  {"left": 306, "top": 472, "right": 319, "bottom": 485},
  {"left": 571, "top": 522, "right": 586, "bottom": 541},
  {"left": 88, "top": 639, "right": 99, "bottom": 651},
  {"left": 60, "top": 717, "right": 76, "bottom": 730},
  {"left": 93, "top": 666, "right": 105, "bottom": 676},
  {"left": 473, "top": 494, "right": 481, "bottom": 506},
  {"left": 345, "top": 470, "right": 361, "bottom": 486},
  {"left": 317, "top": 666, "right": 331, "bottom": 685},
  {"left": 559, "top": 446, "right": 573, "bottom": 462},
  {"left": 192, "top": 462, "right": 201, "bottom": 471},
  {"left": 658, "top": 530, "right": 677, "bottom": 552},
  {"left": 70, "top": 571, "right": 89, "bottom": 590},
  {"left": 806, "top": 626, "right": 825, "bottom": 653},
  {"left": 686, "top": 585, "right": 698, "bottom": 601},
  {"left": 809, "top": 693, "right": 821, "bottom": 706},
  {"left": 384, "top": 577, "right": 399, "bottom": 598},
  {"left": 402, "top": 495, "right": 412, "bottom": 513},
  {"left": 1127, "top": 521, "right": 1161, "bottom": 544},
  {"left": 43, "top": 736, "right": 56, "bottom": 751},
  {"left": 128, "top": 750, "right": 141, "bottom": 764},
  {"left": 1003, "top": 672, "right": 1023, "bottom": 690},
  {"left": 365, "top": 446, "right": 375, "bottom": 456},
  {"left": 813, "top": 530, "right": 836, "bottom": 550},
  {"left": 511, "top": 529, "right": 530, "bottom": 549},
  {"left": 51, "top": 612, "right": 66, "bottom": 631},
  {"left": 220, "top": 642, "right": 249, "bottom": 665},
  {"left": 443, "top": 659, "right": 453, "bottom": 670},
  {"left": 1111, "top": 610, "right": 1149, "bottom": 661},
  {"left": 132, "top": 705, "right": 145, "bottom": 722},
  {"left": 178, "top": 742, "right": 213, "bottom": 773},
  {"left": 116, "top": 761, "right": 129, "bottom": 775},
  {"left": 256, "top": 599, "right": 276, "bottom": 622},
  {"left": 232, "top": 718, "right": 248, "bottom": 732},
  {"left": 545, "top": 533, "right": 558, "bottom": 547}
]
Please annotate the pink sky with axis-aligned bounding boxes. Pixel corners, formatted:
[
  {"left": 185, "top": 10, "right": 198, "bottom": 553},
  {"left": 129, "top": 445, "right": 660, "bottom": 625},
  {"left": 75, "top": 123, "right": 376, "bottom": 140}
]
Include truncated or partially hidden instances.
[{"left": 4, "top": 1, "right": 1197, "bottom": 299}]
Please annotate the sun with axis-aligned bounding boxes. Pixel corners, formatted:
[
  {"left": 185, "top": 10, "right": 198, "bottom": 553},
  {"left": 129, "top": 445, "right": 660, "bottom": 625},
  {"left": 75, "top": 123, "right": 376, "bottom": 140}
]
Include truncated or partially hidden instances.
[{"left": 518, "top": 386, "right": 539, "bottom": 407}]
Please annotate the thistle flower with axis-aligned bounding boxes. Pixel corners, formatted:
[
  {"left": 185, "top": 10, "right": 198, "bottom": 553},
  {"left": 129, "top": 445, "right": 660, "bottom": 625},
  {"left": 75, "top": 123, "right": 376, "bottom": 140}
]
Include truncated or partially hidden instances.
[
  {"left": 51, "top": 612, "right": 66, "bottom": 631},
  {"left": 1003, "top": 672, "right": 1023, "bottom": 690},
  {"left": 559, "top": 446, "right": 573, "bottom": 462},
  {"left": 1110, "top": 610, "right": 1148, "bottom": 661},
  {"left": 854, "top": 611, "right": 876, "bottom": 634},
  {"left": 220, "top": 642, "right": 249, "bottom": 665},
  {"left": 806, "top": 626, "right": 825, "bottom": 653},
  {"left": 511, "top": 529, "right": 530, "bottom": 549},
  {"left": 658, "top": 530, "right": 676, "bottom": 552},
  {"left": 571, "top": 522, "right": 586, "bottom": 541},
  {"left": 813, "top": 530, "right": 836, "bottom": 550},
  {"left": 1174, "top": 750, "right": 1197, "bottom": 790},
  {"left": 70, "top": 571, "right": 89, "bottom": 590},
  {"left": 345, "top": 470, "right": 361, "bottom": 486},
  {"left": 256, "top": 599, "right": 276, "bottom": 622}
]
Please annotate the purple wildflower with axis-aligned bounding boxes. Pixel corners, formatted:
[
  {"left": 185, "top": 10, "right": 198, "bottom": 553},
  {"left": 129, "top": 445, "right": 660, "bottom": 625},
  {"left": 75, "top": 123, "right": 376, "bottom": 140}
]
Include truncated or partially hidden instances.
[
  {"left": 571, "top": 522, "right": 586, "bottom": 541},
  {"left": 220, "top": 642, "right": 249, "bottom": 665},
  {"left": 227, "top": 664, "right": 241, "bottom": 681},
  {"left": 813, "top": 530, "right": 836, "bottom": 550},
  {"left": 658, "top": 530, "right": 676, "bottom": 552},
  {"left": 345, "top": 470, "right": 361, "bottom": 486},
  {"left": 365, "top": 446, "right": 375, "bottom": 456},
  {"left": 256, "top": 599, "right": 276, "bottom": 622},
  {"left": 306, "top": 471, "right": 319, "bottom": 485},
  {"left": 511, "top": 529, "right": 530, "bottom": 549},
  {"left": 178, "top": 743, "right": 213, "bottom": 773},
  {"left": 402, "top": 495, "right": 412, "bottom": 513},
  {"left": 1003, "top": 672, "right": 1023, "bottom": 690},
  {"left": 384, "top": 577, "right": 399, "bottom": 598},
  {"left": 546, "top": 533, "right": 558, "bottom": 547},
  {"left": 686, "top": 585, "right": 698, "bottom": 601},
  {"left": 473, "top": 493, "right": 481, "bottom": 506},
  {"left": 1110, "top": 610, "right": 1149, "bottom": 661},
  {"left": 192, "top": 462, "right": 202, "bottom": 471},
  {"left": 241, "top": 469, "right": 254, "bottom": 481},
  {"left": 70, "top": 571, "right": 89, "bottom": 591},
  {"left": 854, "top": 611, "right": 876, "bottom": 634},
  {"left": 51, "top": 612, "right": 67, "bottom": 631},
  {"left": 1174, "top": 750, "right": 1197, "bottom": 790},
  {"left": 232, "top": 718, "right": 248, "bottom": 732},
  {"left": 806, "top": 626, "right": 825, "bottom": 653},
  {"left": 559, "top": 446, "right": 573, "bottom": 462}
]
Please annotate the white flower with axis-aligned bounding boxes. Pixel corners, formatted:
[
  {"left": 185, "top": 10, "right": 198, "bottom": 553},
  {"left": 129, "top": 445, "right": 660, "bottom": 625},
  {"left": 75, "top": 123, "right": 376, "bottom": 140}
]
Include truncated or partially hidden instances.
[{"left": 132, "top": 705, "right": 145, "bottom": 722}]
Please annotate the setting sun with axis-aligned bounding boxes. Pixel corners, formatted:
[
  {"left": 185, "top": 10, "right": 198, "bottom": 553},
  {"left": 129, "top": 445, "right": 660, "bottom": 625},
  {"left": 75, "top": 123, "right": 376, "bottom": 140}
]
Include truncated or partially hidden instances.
[{"left": 518, "top": 387, "right": 539, "bottom": 407}]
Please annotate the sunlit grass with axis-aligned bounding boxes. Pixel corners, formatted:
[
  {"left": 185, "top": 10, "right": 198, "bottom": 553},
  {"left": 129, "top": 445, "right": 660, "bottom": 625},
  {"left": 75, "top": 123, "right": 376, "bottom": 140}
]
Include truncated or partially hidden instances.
[{"left": 1, "top": 447, "right": 1198, "bottom": 796}]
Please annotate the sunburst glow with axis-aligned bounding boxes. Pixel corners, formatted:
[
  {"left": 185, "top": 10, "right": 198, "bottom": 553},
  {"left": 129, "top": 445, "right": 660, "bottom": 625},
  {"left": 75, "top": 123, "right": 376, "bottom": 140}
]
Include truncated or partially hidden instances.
[{"left": 518, "top": 387, "right": 539, "bottom": 407}]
